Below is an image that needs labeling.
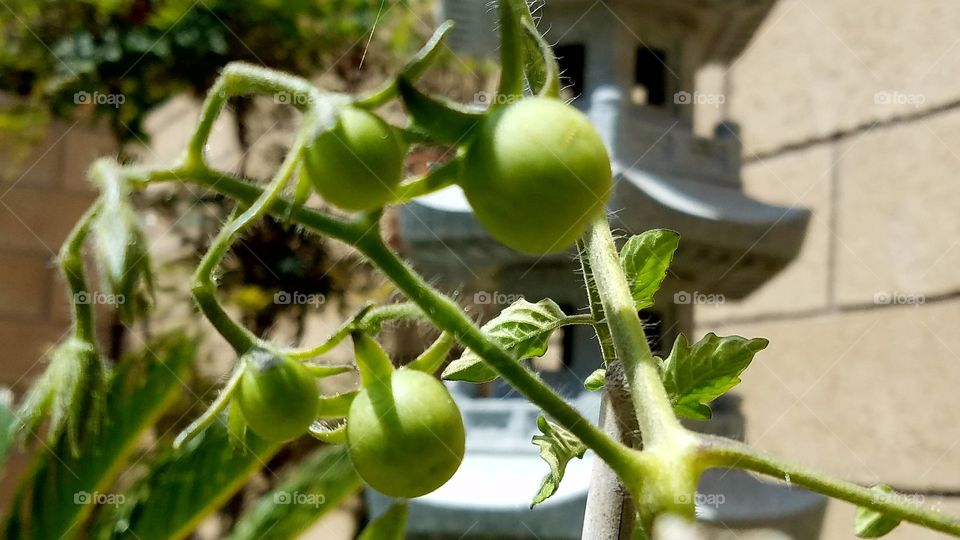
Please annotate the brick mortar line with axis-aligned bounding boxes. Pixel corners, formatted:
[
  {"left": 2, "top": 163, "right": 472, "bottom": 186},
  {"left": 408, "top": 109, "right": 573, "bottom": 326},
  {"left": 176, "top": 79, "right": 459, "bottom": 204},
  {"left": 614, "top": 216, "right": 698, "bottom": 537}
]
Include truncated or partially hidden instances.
[
  {"left": 742, "top": 97, "right": 960, "bottom": 163},
  {"left": 697, "top": 288, "right": 960, "bottom": 328}
]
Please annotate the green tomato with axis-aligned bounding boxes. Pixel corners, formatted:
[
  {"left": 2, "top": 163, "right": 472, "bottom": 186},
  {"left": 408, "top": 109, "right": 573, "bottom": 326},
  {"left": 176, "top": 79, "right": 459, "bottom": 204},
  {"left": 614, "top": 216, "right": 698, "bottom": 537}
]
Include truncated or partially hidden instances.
[
  {"left": 347, "top": 369, "right": 465, "bottom": 498},
  {"left": 461, "top": 97, "right": 612, "bottom": 254},
  {"left": 235, "top": 350, "right": 318, "bottom": 442},
  {"left": 301, "top": 107, "right": 405, "bottom": 211}
]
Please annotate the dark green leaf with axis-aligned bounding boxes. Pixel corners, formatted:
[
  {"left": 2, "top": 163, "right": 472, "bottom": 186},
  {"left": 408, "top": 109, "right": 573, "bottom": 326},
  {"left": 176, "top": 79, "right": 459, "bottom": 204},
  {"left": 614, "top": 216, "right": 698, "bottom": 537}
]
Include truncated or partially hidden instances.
[
  {"left": 854, "top": 485, "right": 902, "bottom": 538},
  {"left": 661, "top": 333, "right": 768, "bottom": 420},
  {"left": 229, "top": 446, "right": 362, "bottom": 540},
  {"left": 358, "top": 502, "right": 409, "bottom": 540},
  {"left": 103, "top": 421, "right": 279, "bottom": 540},
  {"left": 584, "top": 369, "right": 606, "bottom": 392},
  {"left": 531, "top": 416, "right": 587, "bottom": 507},
  {"left": 442, "top": 298, "right": 566, "bottom": 383},
  {"left": 619, "top": 230, "right": 680, "bottom": 309},
  {"left": 4, "top": 335, "right": 195, "bottom": 540}
]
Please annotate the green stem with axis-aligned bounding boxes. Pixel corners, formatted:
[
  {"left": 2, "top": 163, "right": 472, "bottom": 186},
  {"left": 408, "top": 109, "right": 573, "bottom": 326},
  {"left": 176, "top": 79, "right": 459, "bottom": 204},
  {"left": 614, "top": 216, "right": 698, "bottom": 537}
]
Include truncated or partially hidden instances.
[
  {"left": 577, "top": 239, "right": 616, "bottom": 364},
  {"left": 173, "top": 364, "right": 246, "bottom": 449},
  {"left": 355, "top": 233, "right": 640, "bottom": 479},
  {"left": 407, "top": 332, "right": 455, "bottom": 375},
  {"left": 700, "top": 435, "right": 960, "bottom": 537},
  {"left": 584, "top": 217, "right": 683, "bottom": 448},
  {"left": 59, "top": 200, "right": 103, "bottom": 344}
]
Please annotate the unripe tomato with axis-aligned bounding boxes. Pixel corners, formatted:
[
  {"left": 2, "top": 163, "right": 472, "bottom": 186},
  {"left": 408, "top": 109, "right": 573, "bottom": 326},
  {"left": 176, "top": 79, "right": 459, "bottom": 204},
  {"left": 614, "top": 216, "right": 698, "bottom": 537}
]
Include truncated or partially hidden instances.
[
  {"left": 461, "top": 97, "right": 612, "bottom": 254},
  {"left": 235, "top": 350, "right": 318, "bottom": 442},
  {"left": 347, "top": 369, "right": 465, "bottom": 498},
  {"left": 301, "top": 107, "right": 405, "bottom": 211}
]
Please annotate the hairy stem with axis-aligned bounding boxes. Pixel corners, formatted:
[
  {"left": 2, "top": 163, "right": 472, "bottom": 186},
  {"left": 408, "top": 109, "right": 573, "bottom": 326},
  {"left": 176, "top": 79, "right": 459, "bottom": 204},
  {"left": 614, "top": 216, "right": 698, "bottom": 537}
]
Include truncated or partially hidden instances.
[
  {"left": 700, "top": 435, "right": 960, "bottom": 536},
  {"left": 59, "top": 200, "right": 103, "bottom": 345}
]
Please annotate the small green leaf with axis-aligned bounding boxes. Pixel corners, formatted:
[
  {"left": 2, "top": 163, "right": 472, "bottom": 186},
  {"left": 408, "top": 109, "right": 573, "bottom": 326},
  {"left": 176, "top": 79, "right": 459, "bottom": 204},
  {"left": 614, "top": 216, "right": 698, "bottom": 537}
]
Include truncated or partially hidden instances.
[
  {"left": 661, "top": 333, "right": 768, "bottom": 420},
  {"left": 0, "top": 387, "right": 17, "bottom": 473},
  {"left": 619, "top": 230, "right": 680, "bottom": 309},
  {"left": 584, "top": 369, "right": 606, "bottom": 391},
  {"left": 229, "top": 446, "right": 362, "bottom": 540},
  {"left": 358, "top": 502, "right": 409, "bottom": 540},
  {"left": 442, "top": 298, "right": 566, "bottom": 383},
  {"left": 854, "top": 485, "right": 902, "bottom": 538},
  {"left": 531, "top": 416, "right": 587, "bottom": 507}
]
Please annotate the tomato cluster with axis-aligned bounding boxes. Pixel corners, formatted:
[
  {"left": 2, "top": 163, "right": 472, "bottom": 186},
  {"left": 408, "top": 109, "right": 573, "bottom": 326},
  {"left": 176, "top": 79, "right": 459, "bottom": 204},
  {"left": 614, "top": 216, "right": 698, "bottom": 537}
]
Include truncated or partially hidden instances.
[{"left": 303, "top": 96, "right": 611, "bottom": 254}]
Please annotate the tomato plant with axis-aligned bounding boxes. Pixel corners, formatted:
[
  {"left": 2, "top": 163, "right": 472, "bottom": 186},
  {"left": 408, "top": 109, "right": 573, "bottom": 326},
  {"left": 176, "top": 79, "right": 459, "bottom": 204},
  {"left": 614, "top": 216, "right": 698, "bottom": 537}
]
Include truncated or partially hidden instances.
[{"left": 8, "top": 1, "right": 960, "bottom": 538}]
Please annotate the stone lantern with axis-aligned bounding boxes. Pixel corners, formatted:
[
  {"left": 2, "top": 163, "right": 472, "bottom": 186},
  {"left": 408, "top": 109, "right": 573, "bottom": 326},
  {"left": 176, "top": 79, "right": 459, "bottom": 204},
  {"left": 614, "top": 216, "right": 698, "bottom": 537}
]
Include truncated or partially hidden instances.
[{"left": 369, "top": 1, "right": 824, "bottom": 538}]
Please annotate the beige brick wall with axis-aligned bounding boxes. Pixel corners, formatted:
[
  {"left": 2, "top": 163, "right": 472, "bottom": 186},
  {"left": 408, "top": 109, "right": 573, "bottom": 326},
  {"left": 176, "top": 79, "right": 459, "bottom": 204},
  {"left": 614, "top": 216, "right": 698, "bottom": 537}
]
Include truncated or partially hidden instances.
[
  {"left": 0, "top": 119, "right": 107, "bottom": 389},
  {"left": 698, "top": 1, "right": 960, "bottom": 538}
]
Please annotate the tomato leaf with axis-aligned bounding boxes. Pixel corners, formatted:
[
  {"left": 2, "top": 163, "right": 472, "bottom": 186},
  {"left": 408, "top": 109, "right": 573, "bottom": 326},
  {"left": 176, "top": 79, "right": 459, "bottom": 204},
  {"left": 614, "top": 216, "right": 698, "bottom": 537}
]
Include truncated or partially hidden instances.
[
  {"left": 229, "top": 446, "right": 362, "bottom": 540},
  {"left": 661, "top": 333, "right": 768, "bottom": 420},
  {"left": 4, "top": 335, "right": 195, "bottom": 540},
  {"left": 854, "top": 485, "right": 902, "bottom": 538},
  {"left": 619, "top": 229, "right": 679, "bottom": 310},
  {"left": 358, "top": 502, "right": 409, "bottom": 540},
  {"left": 531, "top": 416, "right": 587, "bottom": 507},
  {"left": 442, "top": 298, "right": 567, "bottom": 383},
  {"left": 584, "top": 369, "right": 606, "bottom": 391}
]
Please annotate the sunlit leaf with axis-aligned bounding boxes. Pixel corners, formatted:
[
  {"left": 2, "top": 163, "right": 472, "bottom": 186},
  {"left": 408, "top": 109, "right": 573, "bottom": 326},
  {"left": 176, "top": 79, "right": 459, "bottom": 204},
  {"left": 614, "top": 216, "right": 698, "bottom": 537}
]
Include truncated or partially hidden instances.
[
  {"left": 619, "top": 230, "right": 679, "bottom": 309},
  {"left": 442, "top": 298, "right": 566, "bottom": 383},
  {"left": 854, "top": 485, "right": 902, "bottom": 538},
  {"left": 661, "top": 333, "right": 768, "bottom": 420}
]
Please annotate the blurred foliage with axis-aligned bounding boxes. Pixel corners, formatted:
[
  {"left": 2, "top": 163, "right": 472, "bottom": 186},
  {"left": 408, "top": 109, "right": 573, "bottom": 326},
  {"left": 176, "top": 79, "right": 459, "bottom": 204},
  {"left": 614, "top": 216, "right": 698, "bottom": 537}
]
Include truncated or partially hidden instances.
[{"left": 0, "top": 0, "right": 422, "bottom": 142}]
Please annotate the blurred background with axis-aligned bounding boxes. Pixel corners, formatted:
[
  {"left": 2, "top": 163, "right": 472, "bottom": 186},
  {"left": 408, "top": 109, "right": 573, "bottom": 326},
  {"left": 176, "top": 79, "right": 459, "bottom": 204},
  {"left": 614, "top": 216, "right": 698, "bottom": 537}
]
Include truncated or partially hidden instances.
[{"left": 0, "top": 0, "right": 958, "bottom": 539}]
